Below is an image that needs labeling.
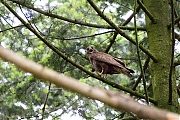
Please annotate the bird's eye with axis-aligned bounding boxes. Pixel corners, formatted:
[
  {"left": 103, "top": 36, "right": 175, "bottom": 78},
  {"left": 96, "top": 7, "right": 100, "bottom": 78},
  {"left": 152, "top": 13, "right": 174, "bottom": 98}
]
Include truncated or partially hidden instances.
[{"left": 87, "top": 48, "right": 89, "bottom": 50}]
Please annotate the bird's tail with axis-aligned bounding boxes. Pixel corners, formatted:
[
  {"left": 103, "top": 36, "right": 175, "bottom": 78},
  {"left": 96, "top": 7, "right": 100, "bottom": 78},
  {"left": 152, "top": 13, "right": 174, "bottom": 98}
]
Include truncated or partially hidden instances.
[{"left": 122, "top": 68, "right": 134, "bottom": 78}]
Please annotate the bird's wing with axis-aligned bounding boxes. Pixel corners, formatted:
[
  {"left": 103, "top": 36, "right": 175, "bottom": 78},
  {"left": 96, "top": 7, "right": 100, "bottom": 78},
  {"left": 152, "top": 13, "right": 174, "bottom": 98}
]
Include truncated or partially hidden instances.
[
  {"left": 113, "top": 58, "right": 126, "bottom": 67},
  {"left": 89, "top": 52, "right": 125, "bottom": 68}
]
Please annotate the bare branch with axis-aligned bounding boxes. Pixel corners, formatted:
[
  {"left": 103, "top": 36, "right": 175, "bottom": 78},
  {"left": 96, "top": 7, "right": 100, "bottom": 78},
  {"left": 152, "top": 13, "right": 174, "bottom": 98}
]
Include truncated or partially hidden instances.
[
  {"left": 137, "top": 0, "right": 156, "bottom": 23},
  {"left": 61, "top": 31, "right": 115, "bottom": 40},
  {"left": 0, "top": 46, "right": 180, "bottom": 120},
  {"left": 42, "top": 83, "right": 51, "bottom": 120}
]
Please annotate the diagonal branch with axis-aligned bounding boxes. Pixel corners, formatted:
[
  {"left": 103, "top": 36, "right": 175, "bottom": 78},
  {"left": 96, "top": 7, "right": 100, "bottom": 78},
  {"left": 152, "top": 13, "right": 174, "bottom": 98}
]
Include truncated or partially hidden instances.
[
  {"left": 42, "top": 82, "right": 51, "bottom": 120},
  {"left": 175, "top": 16, "right": 180, "bottom": 25},
  {"left": 137, "top": 0, "right": 156, "bottom": 23},
  {"left": 1, "top": 0, "right": 156, "bottom": 103},
  {"left": 105, "top": 6, "right": 141, "bottom": 53},
  {"left": 0, "top": 46, "right": 179, "bottom": 120},
  {"left": 87, "top": 0, "right": 158, "bottom": 62},
  {"left": 175, "top": 32, "right": 180, "bottom": 42}
]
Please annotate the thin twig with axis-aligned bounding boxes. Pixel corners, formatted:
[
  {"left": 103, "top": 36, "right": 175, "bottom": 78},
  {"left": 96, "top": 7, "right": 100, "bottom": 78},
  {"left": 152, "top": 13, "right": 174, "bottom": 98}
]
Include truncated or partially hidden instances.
[
  {"left": 41, "top": 83, "right": 51, "bottom": 120},
  {"left": 105, "top": 31, "right": 118, "bottom": 53},
  {"left": 175, "top": 32, "right": 180, "bottom": 42},
  {"left": 61, "top": 31, "right": 115, "bottom": 40},
  {"left": 174, "top": 60, "right": 180, "bottom": 67},
  {"left": 168, "top": 0, "right": 175, "bottom": 105},
  {"left": 134, "top": 0, "right": 149, "bottom": 105},
  {"left": 132, "top": 57, "right": 150, "bottom": 91}
]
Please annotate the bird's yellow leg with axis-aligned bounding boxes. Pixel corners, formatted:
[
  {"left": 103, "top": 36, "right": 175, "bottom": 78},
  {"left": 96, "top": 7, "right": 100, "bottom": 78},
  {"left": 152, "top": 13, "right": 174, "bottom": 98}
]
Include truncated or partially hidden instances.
[{"left": 98, "top": 69, "right": 104, "bottom": 77}]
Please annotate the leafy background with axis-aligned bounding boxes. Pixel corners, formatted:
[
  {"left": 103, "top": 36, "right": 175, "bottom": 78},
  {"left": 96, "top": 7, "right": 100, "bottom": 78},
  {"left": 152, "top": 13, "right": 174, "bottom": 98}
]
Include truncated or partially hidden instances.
[{"left": 0, "top": 0, "right": 180, "bottom": 119}]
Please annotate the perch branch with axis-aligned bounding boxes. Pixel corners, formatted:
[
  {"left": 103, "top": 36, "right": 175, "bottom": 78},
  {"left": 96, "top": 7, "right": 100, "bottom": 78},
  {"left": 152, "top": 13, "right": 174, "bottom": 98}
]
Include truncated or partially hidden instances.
[{"left": 0, "top": 46, "right": 179, "bottom": 120}]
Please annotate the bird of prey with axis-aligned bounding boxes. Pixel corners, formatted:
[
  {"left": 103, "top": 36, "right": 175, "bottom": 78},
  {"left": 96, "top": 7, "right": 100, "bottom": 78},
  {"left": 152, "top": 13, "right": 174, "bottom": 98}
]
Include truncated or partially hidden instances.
[{"left": 86, "top": 46, "right": 134, "bottom": 77}]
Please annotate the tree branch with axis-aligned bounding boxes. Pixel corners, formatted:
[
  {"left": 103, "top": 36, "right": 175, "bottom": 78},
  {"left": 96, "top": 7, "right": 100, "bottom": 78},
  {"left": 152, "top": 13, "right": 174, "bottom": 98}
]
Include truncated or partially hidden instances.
[
  {"left": 175, "top": 32, "right": 180, "bottom": 42},
  {"left": 42, "top": 83, "right": 51, "bottom": 120},
  {"left": 137, "top": 0, "right": 156, "bottom": 23},
  {"left": 174, "top": 60, "right": 180, "bottom": 67},
  {"left": 175, "top": 16, "right": 180, "bottom": 25},
  {"left": 8, "top": 0, "right": 145, "bottom": 31},
  {"left": 0, "top": 46, "right": 179, "bottom": 120},
  {"left": 132, "top": 57, "right": 150, "bottom": 91},
  {"left": 1, "top": 0, "right": 156, "bottom": 103},
  {"left": 87, "top": 0, "right": 158, "bottom": 62},
  {"left": 168, "top": 0, "right": 175, "bottom": 105},
  {"left": 134, "top": 0, "right": 149, "bottom": 105},
  {"left": 105, "top": 6, "right": 141, "bottom": 53},
  {"left": 60, "top": 31, "right": 115, "bottom": 40}
]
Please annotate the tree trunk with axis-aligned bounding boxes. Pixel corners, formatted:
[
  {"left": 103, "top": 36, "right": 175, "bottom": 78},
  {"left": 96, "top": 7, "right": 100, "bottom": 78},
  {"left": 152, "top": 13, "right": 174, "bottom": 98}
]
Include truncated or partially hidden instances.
[{"left": 144, "top": 0, "right": 179, "bottom": 112}]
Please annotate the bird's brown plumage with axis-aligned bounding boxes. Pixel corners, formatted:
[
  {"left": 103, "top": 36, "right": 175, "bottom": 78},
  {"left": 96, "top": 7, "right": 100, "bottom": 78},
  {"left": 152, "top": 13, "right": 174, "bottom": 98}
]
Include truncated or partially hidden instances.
[{"left": 86, "top": 46, "right": 134, "bottom": 77}]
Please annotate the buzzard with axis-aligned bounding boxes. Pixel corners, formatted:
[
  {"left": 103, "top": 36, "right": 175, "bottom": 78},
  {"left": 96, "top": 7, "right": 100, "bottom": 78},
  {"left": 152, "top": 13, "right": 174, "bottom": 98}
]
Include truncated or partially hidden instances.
[{"left": 86, "top": 46, "right": 134, "bottom": 77}]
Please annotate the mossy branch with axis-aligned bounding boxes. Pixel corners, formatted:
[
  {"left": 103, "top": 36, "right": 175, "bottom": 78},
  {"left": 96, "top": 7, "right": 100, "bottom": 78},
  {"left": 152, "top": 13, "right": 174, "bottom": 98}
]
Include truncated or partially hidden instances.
[
  {"left": 1, "top": 0, "right": 156, "bottom": 103},
  {"left": 137, "top": 0, "right": 156, "bottom": 23}
]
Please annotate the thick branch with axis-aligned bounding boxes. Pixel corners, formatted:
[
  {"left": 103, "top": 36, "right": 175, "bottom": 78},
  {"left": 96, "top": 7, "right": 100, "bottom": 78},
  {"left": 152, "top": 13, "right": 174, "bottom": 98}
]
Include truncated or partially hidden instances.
[
  {"left": 87, "top": 0, "right": 158, "bottom": 62},
  {"left": 137, "top": 0, "right": 156, "bottom": 23},
  {"left": 1, "top": 0, "right": 156, "bottom": 103},
  {"left": 0, "top": 46, "right": 179, "bottom": 120}
]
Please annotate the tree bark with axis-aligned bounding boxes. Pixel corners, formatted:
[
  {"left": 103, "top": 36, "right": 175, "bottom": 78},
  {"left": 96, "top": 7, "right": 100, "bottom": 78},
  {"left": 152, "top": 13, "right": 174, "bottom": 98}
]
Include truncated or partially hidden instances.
[{"left": 144, "top": 0, "right": 179, "bottom": 112}]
